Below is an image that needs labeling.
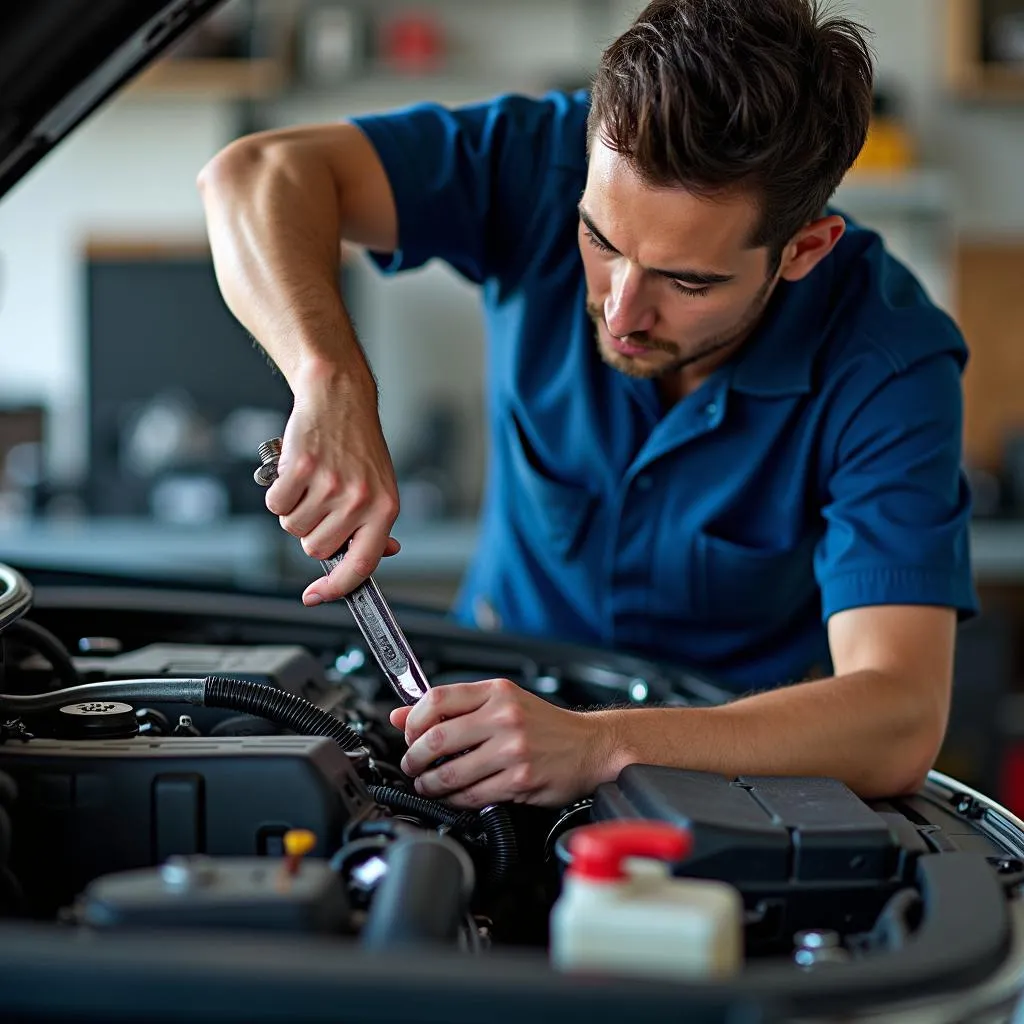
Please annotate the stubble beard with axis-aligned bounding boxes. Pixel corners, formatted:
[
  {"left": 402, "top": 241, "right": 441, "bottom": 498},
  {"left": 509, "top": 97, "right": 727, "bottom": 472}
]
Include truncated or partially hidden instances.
[{"left": 586, "top": 281, "right": 774, "bottom": 381}]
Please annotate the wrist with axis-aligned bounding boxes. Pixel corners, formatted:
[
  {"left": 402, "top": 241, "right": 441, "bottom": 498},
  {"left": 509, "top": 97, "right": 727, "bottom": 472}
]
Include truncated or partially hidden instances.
[
  {"left": 581, "top": 710, "right": 638, "bottom": 790},
  {"left": 293, "top": 349, "right": 377, "bottom": 403}
]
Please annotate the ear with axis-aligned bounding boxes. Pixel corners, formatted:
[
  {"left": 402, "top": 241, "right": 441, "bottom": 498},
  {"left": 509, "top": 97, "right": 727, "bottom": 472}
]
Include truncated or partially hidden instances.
[{"left": 778, "top": 214, "right": 846, "bottom": 282}]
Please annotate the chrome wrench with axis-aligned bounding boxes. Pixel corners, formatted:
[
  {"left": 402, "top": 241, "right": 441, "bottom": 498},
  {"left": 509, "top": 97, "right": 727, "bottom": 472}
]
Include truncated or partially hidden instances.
[{"left": 254, "top": 438, "right": 431, "bottom": 706}]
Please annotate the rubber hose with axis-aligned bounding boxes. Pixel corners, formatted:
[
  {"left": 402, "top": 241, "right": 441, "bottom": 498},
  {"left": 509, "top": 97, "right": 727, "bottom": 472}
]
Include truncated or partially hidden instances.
[
  {"left": 361, "top": 834, "right": 474, "bottom": 950},
  {"left": 478, "top": 803, "right": 518, "bottom": 883},
  {"left": 204, "top": 676, "right": 365, "bottom": 752},
  {"left": 871, "top": 888, "right": 922, "bottom": 950},
  {"left": 2, "top": 619, "right": 78, "bottom": 689},
  {"left": 369, "top": 785, "right": 463, "bottom": 826},
  {"left": 368, "top": 785, "right": 518, "bottom": 881}
]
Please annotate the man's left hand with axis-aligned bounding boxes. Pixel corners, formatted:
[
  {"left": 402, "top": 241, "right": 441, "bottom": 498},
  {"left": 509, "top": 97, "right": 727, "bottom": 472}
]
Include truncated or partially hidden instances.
[{"left": 389, "top": 679, "right": 614, "bottom": 809}]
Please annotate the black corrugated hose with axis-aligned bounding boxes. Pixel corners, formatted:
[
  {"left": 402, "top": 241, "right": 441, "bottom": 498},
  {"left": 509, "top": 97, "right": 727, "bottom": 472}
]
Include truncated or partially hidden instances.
[
  {"left": 204, "top": 676, "right": 365, "bottom": 752},
  {"left": 2, "top": 619, "right": 79, "bottom": 689},
  {"left": 368, "top": 785, "right": 518, "bottom": 882}
]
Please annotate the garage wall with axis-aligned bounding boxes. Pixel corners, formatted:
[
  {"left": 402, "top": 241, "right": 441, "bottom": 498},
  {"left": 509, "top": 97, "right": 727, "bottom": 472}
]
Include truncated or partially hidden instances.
[
  {"left": 844, "top": 0, "right": 1024, "bottom": 237},
  {"left": 0, "top": 0, "right": 1022, "bottom": 488},
  {"left": 0, "top": 101, "right": 234, "bottom": 480}
]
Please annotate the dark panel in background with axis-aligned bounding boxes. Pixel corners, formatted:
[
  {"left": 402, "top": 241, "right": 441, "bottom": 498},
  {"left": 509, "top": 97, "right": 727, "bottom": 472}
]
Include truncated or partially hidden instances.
[
  {"left": 85, "top": 244, "right": 332, "bottom": 521},
  {"left": 940, "top": 611, "right": 1013, "bottom": 798}
]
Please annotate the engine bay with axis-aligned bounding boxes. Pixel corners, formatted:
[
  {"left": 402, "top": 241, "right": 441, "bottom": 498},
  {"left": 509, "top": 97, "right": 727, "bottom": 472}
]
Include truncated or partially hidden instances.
[{"left": 0, "top": 562, "right": 1023, "bottom": 1022}]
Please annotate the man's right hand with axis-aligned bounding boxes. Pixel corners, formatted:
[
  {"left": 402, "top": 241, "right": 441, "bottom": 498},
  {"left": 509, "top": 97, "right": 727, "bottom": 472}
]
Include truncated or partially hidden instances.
[
  {"left": 197, "top": 122, "right": 406, "bottom": 604},
  {"left": 266, "top": 365, "right": 401, "bottom": 605}
]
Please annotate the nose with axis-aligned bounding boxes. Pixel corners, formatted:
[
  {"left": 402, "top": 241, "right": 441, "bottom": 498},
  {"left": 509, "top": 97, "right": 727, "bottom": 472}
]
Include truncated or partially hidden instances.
[{"left": 605, "top": 262, "right": 656, "bottom": 338}]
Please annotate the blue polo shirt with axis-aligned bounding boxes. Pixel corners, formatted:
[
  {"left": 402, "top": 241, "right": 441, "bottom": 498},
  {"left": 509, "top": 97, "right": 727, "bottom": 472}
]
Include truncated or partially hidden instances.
[{"left": 351, "top": 90, "right": 978, "bottom": 693}]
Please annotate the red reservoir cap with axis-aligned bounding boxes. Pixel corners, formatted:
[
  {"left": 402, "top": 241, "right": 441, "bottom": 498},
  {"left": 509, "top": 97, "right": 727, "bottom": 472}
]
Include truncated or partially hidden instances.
[{"left": 567, "top": 820, "right": 693, "bottom": 881}]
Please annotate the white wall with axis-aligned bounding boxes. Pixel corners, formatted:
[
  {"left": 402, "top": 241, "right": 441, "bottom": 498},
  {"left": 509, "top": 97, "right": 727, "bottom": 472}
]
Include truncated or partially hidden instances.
[
  {"left": 0, "top": 100, "right": 234, "bottom": 480},
  {"left": 1, "top": 0, "right": 1023, "bottom": 490}
]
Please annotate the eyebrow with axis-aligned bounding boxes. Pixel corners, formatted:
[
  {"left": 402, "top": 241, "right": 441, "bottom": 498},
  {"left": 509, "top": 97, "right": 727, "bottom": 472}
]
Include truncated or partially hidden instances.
[{"left": 578, "top": 204, "right": 736, "bottom": 287}]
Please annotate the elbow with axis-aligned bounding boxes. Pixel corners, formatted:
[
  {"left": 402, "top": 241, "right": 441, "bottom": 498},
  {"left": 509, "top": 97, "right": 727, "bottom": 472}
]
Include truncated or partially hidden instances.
[
  {"left": 196, "top": 136, "right": 265, "bottom": 202},
  {"left": 196, "top": 131, "right": 303, "bottom": 204},
  {"left": 864, "top": 715, "right": 948, "bottom": 800},
  {"left": 846, "top": 683, "right": 950, "bottom": 800}
]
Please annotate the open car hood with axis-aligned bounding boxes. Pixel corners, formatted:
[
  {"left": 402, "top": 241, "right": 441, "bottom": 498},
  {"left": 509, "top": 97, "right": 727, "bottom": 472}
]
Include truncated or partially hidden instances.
[{"left": 0, "top": 0, "right": 226, "bottom": 201}]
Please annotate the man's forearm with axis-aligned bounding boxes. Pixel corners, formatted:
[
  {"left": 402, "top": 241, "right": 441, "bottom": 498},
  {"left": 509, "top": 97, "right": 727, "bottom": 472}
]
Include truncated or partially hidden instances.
[
  {"left": 197, "top": 137, "right": 367, "bottom": 391},
  {"left": 591, "top": 669, "right": 947, "bottom": 799}
]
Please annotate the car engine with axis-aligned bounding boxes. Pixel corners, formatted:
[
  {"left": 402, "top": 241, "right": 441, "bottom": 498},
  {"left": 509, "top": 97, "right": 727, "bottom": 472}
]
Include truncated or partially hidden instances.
[{"left": 0, "top": 560, "right": 1023, "bottom": 1022}]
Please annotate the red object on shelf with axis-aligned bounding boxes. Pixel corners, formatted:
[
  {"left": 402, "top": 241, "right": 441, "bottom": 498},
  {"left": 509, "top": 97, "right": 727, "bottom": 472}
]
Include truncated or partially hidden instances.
[{"left": 380, "top": 12, "right": 444, "bottom": 74}]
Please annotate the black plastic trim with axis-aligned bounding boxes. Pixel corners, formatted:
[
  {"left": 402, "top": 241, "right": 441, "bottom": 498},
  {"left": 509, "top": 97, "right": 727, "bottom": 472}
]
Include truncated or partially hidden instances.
[
  {"left": 744, "top": 852, "right": 1011, "bottom": 1013},
  {"left": 0, "top": 924, "right": 773, "bottom": 1024}
]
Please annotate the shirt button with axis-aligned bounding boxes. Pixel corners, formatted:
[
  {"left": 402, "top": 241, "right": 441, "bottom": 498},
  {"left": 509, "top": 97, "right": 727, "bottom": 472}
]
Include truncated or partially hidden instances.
[
  {"left": 635, "top": 474, "right": 653, "bottom": 491},
  {"left": 705, "top": 402, "right": 718, "bottom": 418}
]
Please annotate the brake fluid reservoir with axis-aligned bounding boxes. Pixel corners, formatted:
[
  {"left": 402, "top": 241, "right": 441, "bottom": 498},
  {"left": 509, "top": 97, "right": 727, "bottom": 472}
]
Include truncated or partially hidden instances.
[{"left": 550, "top": 820, "right": 743, "bottom": 980}]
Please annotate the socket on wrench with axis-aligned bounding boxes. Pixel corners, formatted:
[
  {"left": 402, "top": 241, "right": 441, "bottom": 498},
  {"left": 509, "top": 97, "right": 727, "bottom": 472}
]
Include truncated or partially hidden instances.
[{"left": 254, "top": 438, "right": 431, "bottom": 706}]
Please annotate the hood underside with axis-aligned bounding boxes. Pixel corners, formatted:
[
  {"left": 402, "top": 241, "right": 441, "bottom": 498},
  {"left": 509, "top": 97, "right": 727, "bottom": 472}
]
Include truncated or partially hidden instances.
[{"left": 0, "top": 0, "right": 226, "bottom": 201}]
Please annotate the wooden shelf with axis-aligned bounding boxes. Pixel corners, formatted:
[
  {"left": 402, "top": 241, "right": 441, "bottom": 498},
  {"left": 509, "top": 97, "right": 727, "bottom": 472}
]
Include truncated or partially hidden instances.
[
  {"left": 126, "top": 58, "right": 287, "bottom": 99},
  {"left": 82, "top": 235, "right": 361, "bottom": 267},
  {"left": 954, "top": 63, "right": 1024, "bottom": 101},
  {"left": 947, "top": 0, "right": 1024, "bottom": 101}
]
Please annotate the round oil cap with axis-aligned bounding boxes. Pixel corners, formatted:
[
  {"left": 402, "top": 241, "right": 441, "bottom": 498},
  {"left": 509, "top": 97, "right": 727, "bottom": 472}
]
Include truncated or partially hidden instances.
[{"left": 56, "top": 701, "right": 139, "bottom": 740}]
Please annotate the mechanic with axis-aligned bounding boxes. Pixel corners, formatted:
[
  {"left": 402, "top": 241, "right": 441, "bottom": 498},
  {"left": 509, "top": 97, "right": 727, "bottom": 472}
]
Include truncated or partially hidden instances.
[{"left": 198, "top": 0, "right": 977, "bottom": 810}]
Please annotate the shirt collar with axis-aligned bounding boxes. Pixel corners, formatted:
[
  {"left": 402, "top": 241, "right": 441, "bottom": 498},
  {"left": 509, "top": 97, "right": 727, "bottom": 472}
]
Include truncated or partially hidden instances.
[{"left": 729, "top": 255, "right": 836, "bottom": 398}]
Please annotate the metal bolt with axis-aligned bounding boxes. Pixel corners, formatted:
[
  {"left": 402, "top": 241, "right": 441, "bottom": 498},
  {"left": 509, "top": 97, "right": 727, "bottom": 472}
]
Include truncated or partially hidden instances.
[
  {"left": 990, "top": 856, "right": 1023, "bottom": 875},
  {"left": 793, "top": 929, "right": 848, "bottom": 968},
  {"left": 350, "top": 855, "right": 388, "bottom": 892},
  {"left": 173, "top": 714, "right": 200, "bottom": 737},
  {"left": 795, "top": 930, "right": 840, "bottom": 950},
  {"left": 254, "top": 437, "right": 282, "bottom": 486},
  {"left": 77, "top": 637, "right": 123, "bottom": 654},
  {"left": 955, "top": 794, "right": 984, "bottom": 820},
  {"left": 161, "top": 855, "right": 215, "bottom": 891},
  {"left": 535, "top": 675, "right": 560, "bottom": 695},
  {"left": 629, "top": 677, "right": 649, "bottom": 702}
]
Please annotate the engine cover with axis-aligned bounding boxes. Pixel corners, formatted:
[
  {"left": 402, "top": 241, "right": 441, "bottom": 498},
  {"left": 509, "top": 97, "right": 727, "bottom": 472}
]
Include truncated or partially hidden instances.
[
  {"left": 0, "top": 734, "right": 372, "bottom": 915},
  {"left": 73, "top": 644, "right": 327, "bottom": 695}
]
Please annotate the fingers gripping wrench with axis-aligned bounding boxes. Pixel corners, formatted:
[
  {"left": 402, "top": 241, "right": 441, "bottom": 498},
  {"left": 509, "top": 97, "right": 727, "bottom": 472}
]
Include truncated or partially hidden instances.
[{"left": 254, "top": 438, "right": 431, "bottom": 706}]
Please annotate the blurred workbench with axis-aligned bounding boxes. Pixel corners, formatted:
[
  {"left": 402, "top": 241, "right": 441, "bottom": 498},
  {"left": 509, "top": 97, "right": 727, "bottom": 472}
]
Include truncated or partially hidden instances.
[
  {"left": 2, "top": 516, "right": 1024, "bottom": 605},
  {"left": 0, "top": 515, "right": 481, "bottom": 607}
]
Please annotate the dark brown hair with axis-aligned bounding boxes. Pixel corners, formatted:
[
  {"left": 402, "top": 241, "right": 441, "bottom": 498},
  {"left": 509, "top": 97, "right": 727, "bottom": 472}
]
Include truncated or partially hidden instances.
[{"left": 588, "top": 0, "right": 875, "bottom": 271}]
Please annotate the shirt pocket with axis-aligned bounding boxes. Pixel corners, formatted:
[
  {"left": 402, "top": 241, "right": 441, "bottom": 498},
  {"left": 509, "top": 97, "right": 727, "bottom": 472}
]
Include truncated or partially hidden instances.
[
  {"left": 697, "top": 531, "right": 818, "bottom": 625},
  {"left": 504, "top": 408, "right": 598, "bottom": 561}
]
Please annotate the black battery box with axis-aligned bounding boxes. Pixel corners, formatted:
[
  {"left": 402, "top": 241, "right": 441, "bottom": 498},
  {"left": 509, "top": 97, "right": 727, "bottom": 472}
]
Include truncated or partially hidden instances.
[{"left": 591, "top": 765, "right": 911, "bottom": 950}]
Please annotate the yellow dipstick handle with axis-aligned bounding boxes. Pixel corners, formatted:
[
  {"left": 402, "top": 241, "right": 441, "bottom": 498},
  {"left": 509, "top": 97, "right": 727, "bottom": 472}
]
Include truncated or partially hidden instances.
[{"left": 283, "top": 829, "right": 317, "bottom": 876}]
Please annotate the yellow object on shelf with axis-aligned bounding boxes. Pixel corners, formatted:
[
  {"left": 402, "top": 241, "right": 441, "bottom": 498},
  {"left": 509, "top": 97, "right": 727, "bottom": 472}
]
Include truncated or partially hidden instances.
[{"left": 851, "top": 116, "right": 916, "bottom": 175}]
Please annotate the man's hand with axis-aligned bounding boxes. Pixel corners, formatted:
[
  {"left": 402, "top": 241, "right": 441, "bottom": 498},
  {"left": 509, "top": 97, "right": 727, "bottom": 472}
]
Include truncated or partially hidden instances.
[
  {"left": 266, "top": 363, "right": 401, "bottom": 605},
  {"left": 197, "top": 124, "right": 403, "bottom": 606},
  {"left": 389, "top": 680, "right": 614, "bottom": 809},
  {"left": 388, "top": 606, "right": 956, "bottom": 808}
]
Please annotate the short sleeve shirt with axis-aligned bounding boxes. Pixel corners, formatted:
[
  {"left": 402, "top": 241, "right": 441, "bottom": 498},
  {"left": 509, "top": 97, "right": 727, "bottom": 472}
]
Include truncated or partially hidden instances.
[{"left": 350, "top": 90, "right": 978, "bottom": 694}]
